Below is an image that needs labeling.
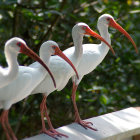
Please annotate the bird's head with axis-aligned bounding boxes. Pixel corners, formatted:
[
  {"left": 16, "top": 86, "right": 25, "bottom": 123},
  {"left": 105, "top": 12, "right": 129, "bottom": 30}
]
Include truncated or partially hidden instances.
[
  {"left": 41, "top": 40, "right": 79, "bottom": 79},
  {"left": 98, "top": 14, "right": 138, "bottom": 53},
  {"left": 98, "top": 14, "right": 114, "bottom": 27},
  {"left": 72, "top": 22, "right": 115, "bottom": 55},
  {"left": 41, "top": 40, "right": 60, "bottom": 56},
  {"left": 73, "top": 22, "right": 91, "bottom": 35},
  {"left": 5, "top": 37, "right": 26, "bottom": 54}
]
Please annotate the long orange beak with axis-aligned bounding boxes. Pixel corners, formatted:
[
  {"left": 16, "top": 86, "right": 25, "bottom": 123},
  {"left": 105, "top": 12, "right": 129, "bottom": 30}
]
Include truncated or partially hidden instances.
[
  {"left": 21, "top": 45, "right": 56, "bottom": 88},
  {"left": 54, "top": 47, "right": 79, "bottom": 79},
  {"left": 109, "top": 18, "right": 138, "bottom": 54},
  {"left": 85, "top": 27, "right": 115, "bottom": 55}
]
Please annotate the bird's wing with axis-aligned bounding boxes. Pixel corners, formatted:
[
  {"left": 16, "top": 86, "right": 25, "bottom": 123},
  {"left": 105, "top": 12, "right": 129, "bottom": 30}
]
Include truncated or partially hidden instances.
[
  {"left": 29, "top": 62, "right": 38, "bottom": 68},
  {"left": 11, "top": 72, "right": 32, "bottom": 105},
  {"left": 0, "top": 67, "right": 33, "bottom": 101},
  {"left": 0, "top": 71, "right": 33, "bottom": 110}
]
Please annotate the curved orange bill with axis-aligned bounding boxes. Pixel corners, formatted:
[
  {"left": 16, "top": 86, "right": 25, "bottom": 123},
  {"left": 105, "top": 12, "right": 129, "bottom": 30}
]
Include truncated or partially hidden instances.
[
  {"left": 21, "top": 45, "right": 56, "bottom": 88},
  {"left": 109, "top": 18, "right": 138, "bottom": 54},
  {"left": 85, "top": 27, "right": 115, "bottom": 55},
  {"left": 54, "top": 47, "right": 79, "bottom": 79}
]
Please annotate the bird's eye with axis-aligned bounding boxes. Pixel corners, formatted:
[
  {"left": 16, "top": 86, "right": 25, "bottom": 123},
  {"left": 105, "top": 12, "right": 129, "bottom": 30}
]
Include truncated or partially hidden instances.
[
  {"left": 106, "top": 18, "right": 110, "bottom": 21},
  {"left": 82, "top": 26, "right": 87, "bottom": 30},
  {"left": 52, "top": 46, "right": 56, "bottom": 49},
  {"left": 17, "top": 42, "right": 22, "bottom": 47}
]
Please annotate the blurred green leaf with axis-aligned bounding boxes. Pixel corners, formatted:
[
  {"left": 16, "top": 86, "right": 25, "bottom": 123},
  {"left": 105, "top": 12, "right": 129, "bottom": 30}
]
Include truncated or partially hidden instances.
[{"left": 0, "top": 0, "right": 140, "bottom": 139}]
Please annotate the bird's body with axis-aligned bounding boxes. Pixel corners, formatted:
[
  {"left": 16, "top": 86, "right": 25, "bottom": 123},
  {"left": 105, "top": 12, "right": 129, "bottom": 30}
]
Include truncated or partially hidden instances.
[
  {"left": 0, "top": 39, "right": 55, "bottom": 110},
  {"left": 71, "top": 17, "right": 111, "bottom": 80},
  {"left": 63, "top": 43, "right": 109, "bottom": 81},
  {"left": 0, "top": 65, "right": 46, "bottom": 109},
  {"left": 31, "top": 55, "right": 73, "bottom": 93},
  {"left": 0, "top": 38, "right": 56, "bottom": 140},
  {"left": 70, "top": 14, "right": 138, "bottom": 131},
  {"left": 31, "top": 50, "right": 81, "bottom": 94},
  {"left": 0, "top": 65, "right": 49, "bottom": 140},
  {"left": 29, "top": 40, "right": 80, "bottom": 139}
]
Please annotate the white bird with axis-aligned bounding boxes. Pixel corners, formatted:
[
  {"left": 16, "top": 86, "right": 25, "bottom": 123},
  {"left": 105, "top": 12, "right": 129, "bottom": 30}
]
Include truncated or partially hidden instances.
[
  {"left": 0, "top": 37, "right": 54, "bottom": 88},
  {"left": 66, "top": 14, "right": 138, "bottom": 131},
  {"left": 30, "top": 40, "right": 81, "bottom": 138},
  {"left": 0, "top": 37, "right": 56, "bottom": 140},
  {"left": 30, "top": 23, "right": 115, "bottom": 138}
]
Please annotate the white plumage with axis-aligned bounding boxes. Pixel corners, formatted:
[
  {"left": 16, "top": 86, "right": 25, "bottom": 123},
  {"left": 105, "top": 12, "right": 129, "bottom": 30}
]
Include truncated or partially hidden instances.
[
  {"left": 0, "top": 39, "right": 56, "bottom": 140},
  {"left": 30, "top": 23, "right": 114, "bottom": 138},
  {"left": 30, "top": 40, "right": 81, "bottom": 138},
  {"left": 32, "top": 23, "right": 114, "bottom": 95},
  {"left": 69, "top": 14, "right": 138, "bottom": 131},
  {"left": 0, "top": 37, "right": 31, "bottom": 88},
  {"left": 0, "top": 66, "right": 47, "bottom": 109}
]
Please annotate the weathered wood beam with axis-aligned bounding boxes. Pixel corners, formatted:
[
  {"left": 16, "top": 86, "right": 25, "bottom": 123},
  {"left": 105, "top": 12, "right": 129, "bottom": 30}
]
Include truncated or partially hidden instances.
[{"left": 23, "top": 107, "right": 140, "bottom": 140}]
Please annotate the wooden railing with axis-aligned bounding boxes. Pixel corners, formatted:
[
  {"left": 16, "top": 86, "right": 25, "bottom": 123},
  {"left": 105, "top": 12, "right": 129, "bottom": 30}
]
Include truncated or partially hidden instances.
[{"left": 23, "top": 107, "right": 140, "bottom": 140}]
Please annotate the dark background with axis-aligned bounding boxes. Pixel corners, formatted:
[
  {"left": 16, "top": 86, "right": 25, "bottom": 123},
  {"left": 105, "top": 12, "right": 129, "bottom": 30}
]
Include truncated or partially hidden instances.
[{"left": 0, "top": 0, "right": 140, "bottom": 139}]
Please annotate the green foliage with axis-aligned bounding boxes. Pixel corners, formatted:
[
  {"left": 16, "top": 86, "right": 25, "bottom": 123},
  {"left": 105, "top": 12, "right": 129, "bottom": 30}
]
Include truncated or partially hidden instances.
[{"left": 0, "top": 0, "right": 140, "bottom": 139}]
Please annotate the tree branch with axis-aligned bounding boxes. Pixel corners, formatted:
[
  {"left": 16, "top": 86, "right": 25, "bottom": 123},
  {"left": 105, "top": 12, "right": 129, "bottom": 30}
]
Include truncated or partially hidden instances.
[
  {"left": 21, "top": 0, "right": 67, "bottom": 65},
  {"left": 35, "top": 0, "right": 67, "bottom": 49},
  {"left": 12, "top": 7, "right": 19, "bottom": 37}
]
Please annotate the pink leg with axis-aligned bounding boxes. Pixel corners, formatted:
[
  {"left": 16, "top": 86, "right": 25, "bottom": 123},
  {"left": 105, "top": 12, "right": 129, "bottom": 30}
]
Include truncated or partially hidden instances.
[
  {"left": 71, "top": 82, "right": 97, "bottom": 131},
  {"left": 0, "top": 110, "right": 12, "bottom": 140},
  {"left": 44, "top": 104, "right": 68, "bottom": 138},
  {"left": 5, "top": 111, "right": 17, "bottom": 140},
  {"left": 40, "top": 96, "right": 47, "bottom": 132},
  {"left": 40, "top": 95, "right": 68, "bottom": 139}
]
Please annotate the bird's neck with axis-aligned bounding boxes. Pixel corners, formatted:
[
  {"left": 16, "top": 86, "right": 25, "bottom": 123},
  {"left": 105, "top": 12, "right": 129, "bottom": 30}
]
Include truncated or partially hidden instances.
[
  {"left": 72, "top": 31, "right": 83, "bottom": 67},
  {"left": 39, "top": 51, "right": 51, "bottom": 71},
  {"left": 4, "top": 47, "right": 19, "bottom": 79},
  {"left": 98, "top": 25, "right": 111, "bottom": 56}
]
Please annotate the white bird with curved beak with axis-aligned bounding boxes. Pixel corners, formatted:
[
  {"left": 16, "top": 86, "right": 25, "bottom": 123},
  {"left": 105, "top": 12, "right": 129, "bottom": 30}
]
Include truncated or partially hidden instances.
[
  {"left": 0, "top": 37, "right": 56, "bottom": 140},
  {"left": 68, "top": 14, "right": 138, "bottom": 131},
  {"left": 30, "top": 40, "right": 79, "bottom": 138},
  {"left": 0, "top": 38, "right": 54, "bottom": 88},
  {"left": 31, "top": 23, "right": 115, "bottom": 138}
]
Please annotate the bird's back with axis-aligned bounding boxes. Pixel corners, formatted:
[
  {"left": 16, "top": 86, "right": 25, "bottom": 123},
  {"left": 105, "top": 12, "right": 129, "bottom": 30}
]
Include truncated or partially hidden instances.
[{"left": 75, "top": 43, "right": 108, "bottom": 76}]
